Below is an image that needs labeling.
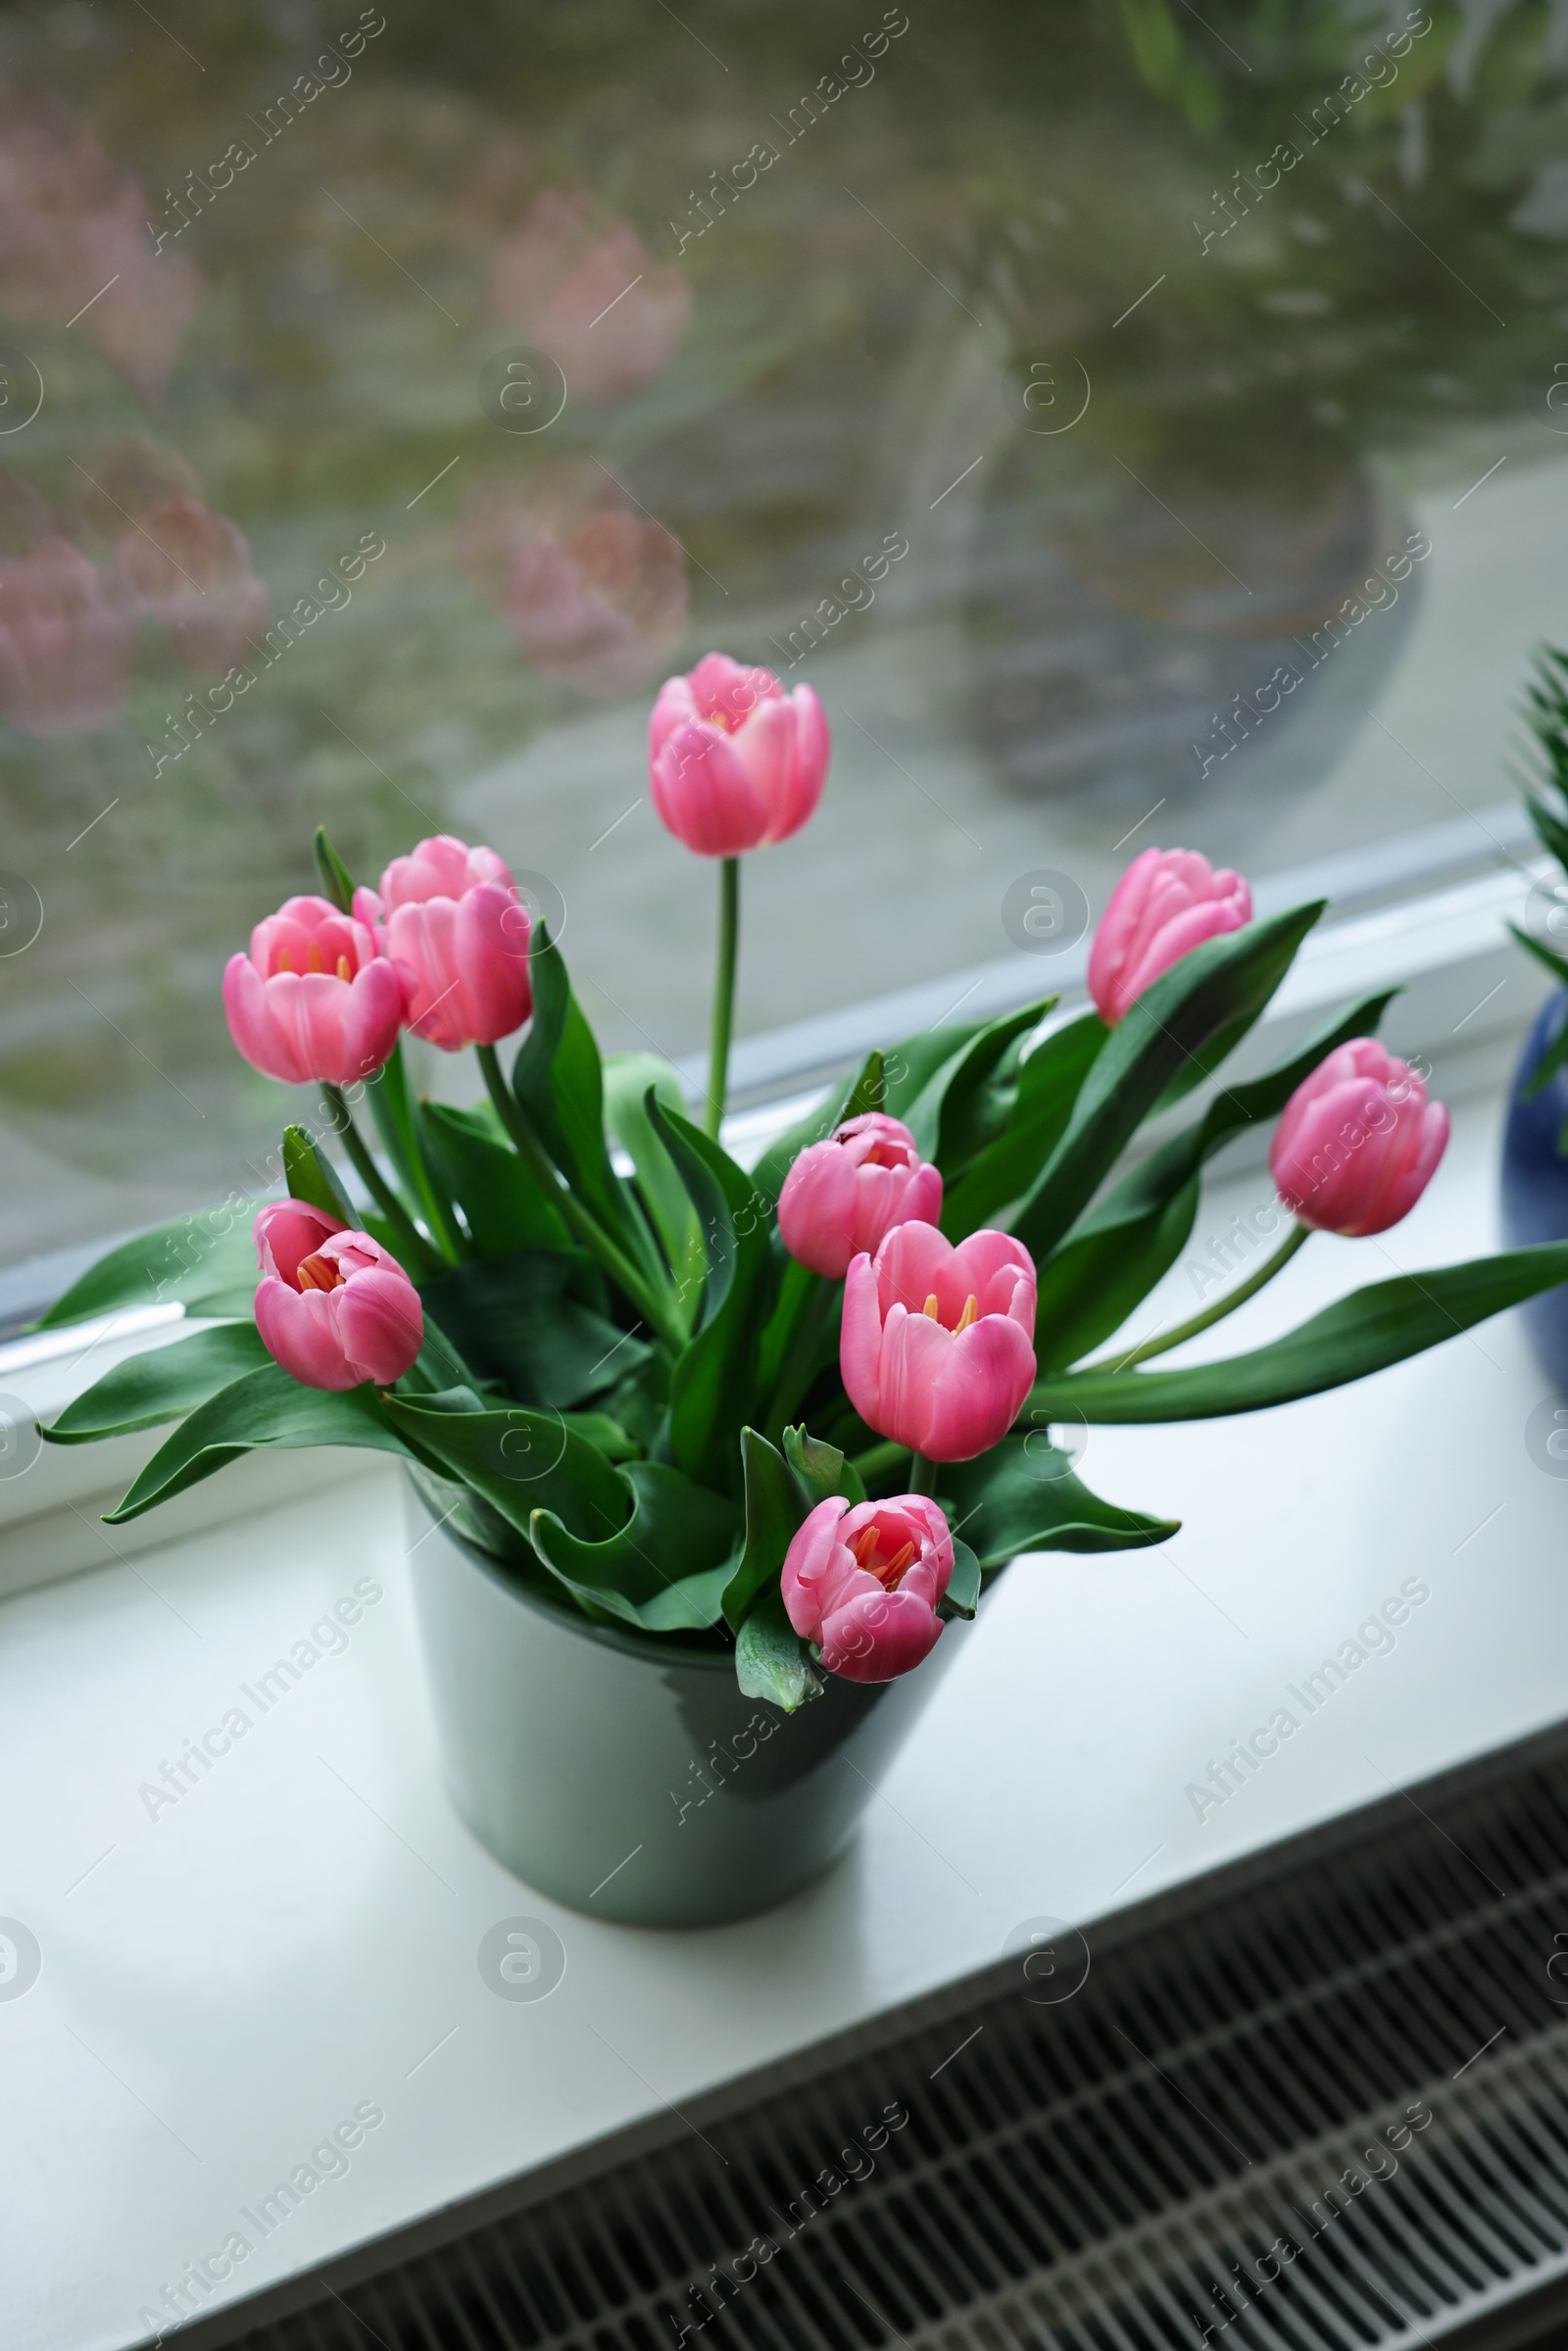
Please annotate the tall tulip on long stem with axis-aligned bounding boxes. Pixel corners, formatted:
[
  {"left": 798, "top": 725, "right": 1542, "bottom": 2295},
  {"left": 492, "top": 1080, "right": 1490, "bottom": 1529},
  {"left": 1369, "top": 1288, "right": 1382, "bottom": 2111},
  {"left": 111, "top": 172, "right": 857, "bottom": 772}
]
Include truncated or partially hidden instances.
[{"left": 648, "top": 652, "right": 830, "bottom": 1136}]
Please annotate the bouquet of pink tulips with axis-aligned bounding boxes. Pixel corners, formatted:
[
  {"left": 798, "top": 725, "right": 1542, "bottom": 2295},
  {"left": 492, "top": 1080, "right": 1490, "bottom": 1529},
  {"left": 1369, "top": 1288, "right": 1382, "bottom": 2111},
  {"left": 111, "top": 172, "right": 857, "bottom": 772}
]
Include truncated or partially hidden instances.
[{"left": 35, "top": 654, "right": 1568, "bottom": 1707}]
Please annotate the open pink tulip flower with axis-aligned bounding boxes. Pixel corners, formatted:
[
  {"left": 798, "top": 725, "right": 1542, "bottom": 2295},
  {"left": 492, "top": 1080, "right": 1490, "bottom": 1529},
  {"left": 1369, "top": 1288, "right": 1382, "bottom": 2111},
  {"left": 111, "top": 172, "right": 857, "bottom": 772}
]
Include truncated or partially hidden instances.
[
  {"left": 842, "top": 1221, "right": 1037, "bottom": 1463},
  {"left": 778, "top": 1112, "right": 943, "bottom": 1279},
  {"left": 354, "top": 834, "right": 531, "bottom": 1053},
  {"left": 253, "top": 1202, "right": 423, "bottom": 1392},
  {"left": 223, "top": 896, "right": 408, "bottom": 1087},
  {"left": 649, "top": 652, "right": 829, "bottom": 857},
  {"left": 1089, "top": 848, "right": 1251, "bottom": 1025},
  {"left": 782, "top": 1494, "right": 955, "bottom": 1683},
  {"left": 1271, "top": 1040, "right": 1448, "bottom": 1238}
]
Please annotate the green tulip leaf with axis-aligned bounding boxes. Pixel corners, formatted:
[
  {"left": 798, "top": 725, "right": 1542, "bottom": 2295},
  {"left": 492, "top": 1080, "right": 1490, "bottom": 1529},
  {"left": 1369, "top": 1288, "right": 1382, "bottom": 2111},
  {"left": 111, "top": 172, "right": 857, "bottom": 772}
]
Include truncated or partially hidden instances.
[
  {"left": 1025, "top": 1241, "right": 1568, "bottom": 1423},
  {"left": 940, "top": 1537, "right": 982, "bottom": 1620},
  {"left": 940, "top": 1435, "right": 1179, "bottom": 1566},
  {"left": 735, "top": 1581, "right": 824, "bottom": 1713},
  {"left": 104, "top": 1365, "right": 408, "bottom": 1522},
  {"left": 419, "top": 1247, "right": 649, "bottom": 1409},
  {"left": 511, "top": 923, "right": 653, "bottom": 1268},
  {"left": 313, "top": 823, "right": 356, "bottom": 913},
  {"left": 43, "top": 1323, "right": 271, "bottom": 1445},
  {"left": 602, "top": 1056, "right": 705, "bottom": 1293},
  {"left": 941, "top": 1009, "right": 1107, "bottom": 1238},
  {"left": 1034, "top": 986, "right": 1400, "bottom": 1371},
  {"left": 903, "top": 998, "right": 1055, "bottom": 1172},
  {"left": 37, "top": 1205, "right": 263, "bottom": 1329},
  {"left": 282, "top": 1124, "right": 356, "bottom": 1225},
  {"left": 529, "top": 1459, "right": 740, "bottom": 1632},
  {"left": 783, "top": 1424, "right": 865, "bottom": 1507},
  {"left": 380, "top": 1392, "right": 629, "bottom": 1547},
  {"left": 646, "top": 1096, "right": 775, "bottom": 1489},
  {"left": 418, "top": 1097, "right": 570, "bottom": 1254},
  {"left": 1010, "top": 901, "right": 1325, "bottom": 1262}
]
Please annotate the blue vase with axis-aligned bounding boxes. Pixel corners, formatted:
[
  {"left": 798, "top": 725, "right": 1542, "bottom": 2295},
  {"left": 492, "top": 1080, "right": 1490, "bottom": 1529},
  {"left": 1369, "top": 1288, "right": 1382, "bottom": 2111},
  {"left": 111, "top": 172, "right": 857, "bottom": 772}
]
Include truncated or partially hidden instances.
[{"left": 1501, "top": 986, "right": 1568, "bottom": 1389}]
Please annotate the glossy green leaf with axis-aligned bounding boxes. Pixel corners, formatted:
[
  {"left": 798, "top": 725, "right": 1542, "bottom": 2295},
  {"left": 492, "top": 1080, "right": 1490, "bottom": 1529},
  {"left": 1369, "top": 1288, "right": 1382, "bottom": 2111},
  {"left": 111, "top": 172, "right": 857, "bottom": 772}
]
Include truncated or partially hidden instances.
[
  {"left": 380, "top": 1392, "right": 629, "bottom": 1546},
  {"left": 282, "top": 1124, "right": 355, "bottom": 1224},
  {"left": 37, "top": 1206, "right": 262, "bottom": 1329},
  {"left": 735, "top": 1582, "right": 823, "bottom": 1712},
  {"left": 941, "top": 1010, "right": 1106, "bottom": 1237},
  {"left": 940, "top": 1537, "right": 982, "bottom": 1619},
  {"left": 647, "top": 1096, "right": 775, "bottom": 1488},
  {"left": 313, "top": 823, "right": 355, "bottom": 912},
  {"left": 905, "top": 999, "right": 1054, "bottom": 1170},
  {"left": 783, "top": 1424, "right": 865, "bottom": 1507},
  {"left": 105, "top": 1366, "right": 408, "bottom": 1522},
  {"left": 1033, "top": 987, "right": 1399, "bottom": 1370},
  {"left": 1010, "top": 902, "right": 1325, "bottom": 1261},
  {"left": 419, "top": 1247, "right": 648, "bottom": 1408},
  {"left": 43, "top": 1323, "right": 270, "bottom": 1445},
  {"left": 721, "top": 1427, "right": 806, "bottom": 1630},
  {"left": 940, "top": 1435, "right": 1179, "bottom": 1565},
  {"left": 603, "top": 1056, "right": 705, "bottom": 1293},
  {"left": 883, "top": 1021, "right": 994, "bottom": 1120},
  {"left": 511, "top": 924, "right": 647, "bottom": 1262},
  {"left": 1025, "top": 1240, "right": 1568, "bottom": 1423},
  {"left": 418, "top": 1098, "right": 569, "bottom": 1254},
  {"left": 528, "top": 1459, "right": 740, "bottom": 1631}
]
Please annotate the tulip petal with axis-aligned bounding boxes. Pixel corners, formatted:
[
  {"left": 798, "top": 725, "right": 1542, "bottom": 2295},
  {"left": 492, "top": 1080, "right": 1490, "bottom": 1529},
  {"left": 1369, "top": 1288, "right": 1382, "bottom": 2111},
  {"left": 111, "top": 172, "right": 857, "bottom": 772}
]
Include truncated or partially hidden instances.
[
  {"left": 651, "top": 718, "right": 768, "bottom": 857},
  {"left": 923, "top": 1314, "right": 1037, "bottom": 1461}
]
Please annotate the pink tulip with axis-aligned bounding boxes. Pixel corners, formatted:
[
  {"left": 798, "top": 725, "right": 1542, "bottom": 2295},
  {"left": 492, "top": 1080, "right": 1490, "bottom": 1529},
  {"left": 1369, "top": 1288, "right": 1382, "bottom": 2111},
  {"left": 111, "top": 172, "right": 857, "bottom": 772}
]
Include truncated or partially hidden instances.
[
  {"left": 649, "top": 652, "right": 830, "bottom": 857},
  {"left": 116, "top": 494, "right": 269, "bottom": 673},
  {"left": 782, "top": 1493, "right": 956, "bottom": 1683},
  {"left": 842, "top": 1221, "right": 1037, "bottom": 1463},
  {"left": 353, "top": 835, "right": 531, "bottom": 1053},
  {"left": 253, "top": 1202, "right": 423, "bottom": 1392},
  {"left": 1270, "top": 1039, "right": 1448, "bottom": 1238},
  {"left": 1089, "top": 847, "right": 1251, "bottom": 1025},
  {"left": 222, "top": 895, "right": 408, "bottom": 1086},
  {"left": 778, "top": 1112, "right": 943, "bottom": 1279},
  {"left": 0, "top": 537, "right": 135, "bottom": 736}
]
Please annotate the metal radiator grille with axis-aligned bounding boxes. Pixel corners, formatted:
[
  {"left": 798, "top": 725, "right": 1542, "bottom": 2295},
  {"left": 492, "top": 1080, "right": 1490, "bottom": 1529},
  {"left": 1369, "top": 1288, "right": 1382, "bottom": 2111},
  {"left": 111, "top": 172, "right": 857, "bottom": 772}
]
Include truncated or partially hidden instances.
[{"left": 183, "top": 1727, "right": 1568, "bottom": 2351}]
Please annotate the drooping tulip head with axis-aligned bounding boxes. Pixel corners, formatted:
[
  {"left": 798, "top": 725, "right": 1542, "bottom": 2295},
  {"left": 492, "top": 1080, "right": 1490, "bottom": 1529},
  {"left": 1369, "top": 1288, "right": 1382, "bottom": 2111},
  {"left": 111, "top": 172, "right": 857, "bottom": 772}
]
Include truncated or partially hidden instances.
[
  {"left": 253, "top": 1201, "right": 423, "bottom": 1392},
  {"left": 1089, "top": 847, "right": 1251, "bottom": 1026},
  {"left": 778, "top": 1112, "right": 943, "bottom": 1280},
  {"left": 1270, "top": 1039, "right": 1448, "bottom": 1238},
  {"left": 649, "top": 652, "right": 829, "bottom": 857},
  {"left": 353, "top": 834, "right": 532, "bottom": 1053},
  {"left": 222, "top": 895, "right": 408, "bottom": 1087},
  {"left": 782, "top": 1493, "right": 956, "bottom": 1683},
  {"left": 841, "top": 1221, "right": 1037, "bottom": 1463}
]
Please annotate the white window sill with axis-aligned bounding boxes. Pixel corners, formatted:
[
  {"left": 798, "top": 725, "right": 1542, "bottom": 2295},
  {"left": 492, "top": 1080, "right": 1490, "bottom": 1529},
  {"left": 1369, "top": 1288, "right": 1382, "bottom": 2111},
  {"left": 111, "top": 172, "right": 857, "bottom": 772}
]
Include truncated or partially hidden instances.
[{"left": 5, "top": 1020, "right": 1568, "bottom": 2350}]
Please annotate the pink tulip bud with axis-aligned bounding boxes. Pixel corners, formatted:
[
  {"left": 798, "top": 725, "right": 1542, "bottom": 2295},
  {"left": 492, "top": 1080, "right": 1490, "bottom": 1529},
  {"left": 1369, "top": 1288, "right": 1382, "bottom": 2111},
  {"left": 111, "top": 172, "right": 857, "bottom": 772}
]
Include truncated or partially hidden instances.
[
  {"left": 222, "top": 895, "right": 408, "bottom": 1087},
  {"left": 253, "top": 1202, "right": 423, "bottom": 1392},
  {"left": 1270, "top": 1039, "right": 1448, "bottom": 1238},
  {"left": 353, "top": 834, "right": 532, "bottom": 1053},
  {"left": 649, "top": 651, "right": 829, "bottom": 857},
  {"left": 777, "top": 1112, "right": 943, "bottom": 1279},
  {"left": 841, "top": 1221, "right": 1037, "bottom": 1463},
  {"left": 782, "top": 1493, "right": 956, "bottom": 1683},
  {"left": 1089, "top": 847, "right": 1251, "bottom": 1026}
]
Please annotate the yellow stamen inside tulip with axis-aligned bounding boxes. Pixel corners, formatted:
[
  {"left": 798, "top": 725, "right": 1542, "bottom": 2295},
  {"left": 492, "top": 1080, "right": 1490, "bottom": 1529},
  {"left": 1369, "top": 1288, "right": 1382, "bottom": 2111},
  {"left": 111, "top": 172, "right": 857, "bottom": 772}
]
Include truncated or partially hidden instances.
[
  {"left": 275, "top": 946, "right": 293, "bottom": 974},
  {"left": 955, "top": 1293, "right": 980, "bottom": 1333},
  {"left": 336, "top": 953, "right": 352, "bottom": 982},
  {"left": 923, "top": 1294, "right": 940, "bottom": 1319},
  {"left": 295, "top": 1249, "right": 345, "bottom": 1294},
  {"left": 848, "top": 1524, "right": 918, "bottom": 1588},
  {"left": 307, "top": 939, "right": 324, "bottom": 973}
]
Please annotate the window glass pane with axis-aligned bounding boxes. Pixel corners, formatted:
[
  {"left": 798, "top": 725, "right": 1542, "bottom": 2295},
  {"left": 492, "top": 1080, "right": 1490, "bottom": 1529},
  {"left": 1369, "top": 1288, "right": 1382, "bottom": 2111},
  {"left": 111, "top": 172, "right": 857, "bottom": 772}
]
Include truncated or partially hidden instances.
[{"left": 0, "top": 0, "right": 1554, "bottom": 1267}]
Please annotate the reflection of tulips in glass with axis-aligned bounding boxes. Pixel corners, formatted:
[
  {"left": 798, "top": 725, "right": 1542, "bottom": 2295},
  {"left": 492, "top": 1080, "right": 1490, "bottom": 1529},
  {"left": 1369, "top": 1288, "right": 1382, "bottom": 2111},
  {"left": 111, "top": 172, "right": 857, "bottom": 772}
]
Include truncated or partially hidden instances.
[
  {"left": 0, "top": 119, "right": 203, "bottom": 406},
  {"left": 0, "top": 536, "right": 134, "bottom": 736},
  {"left": 460, "top": 468, "right": 688, "bottom": 698},
  {"left": 490, "top": 188, "right": 692, "bottom": 401},
  {"left": 116, "top": 495, "right": 270, "bottom": 674}
]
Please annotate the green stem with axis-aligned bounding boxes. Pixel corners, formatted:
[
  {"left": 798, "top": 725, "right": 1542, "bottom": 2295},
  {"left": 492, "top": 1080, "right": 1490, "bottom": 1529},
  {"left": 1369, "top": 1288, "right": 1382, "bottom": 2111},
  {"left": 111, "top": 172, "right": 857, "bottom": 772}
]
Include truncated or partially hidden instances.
[
  {"left": 906, "top": 1451, "right": 938, "bottom": 1495},
  {"left": 319, "top": 1085, "right": 434, "bottom": 1269},
  {"left": 1084, "top": 1220, "right": 1311, "bottom": 1374},
  {"left": 475, "top": 1044, "right": 685, "bottom": 1351},
  {"left": 762, "top": 1278, "right": 837, "bottom": 1444},
  {"left": 705, "top": 855, "right": 741, "bottom": 1140}
]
